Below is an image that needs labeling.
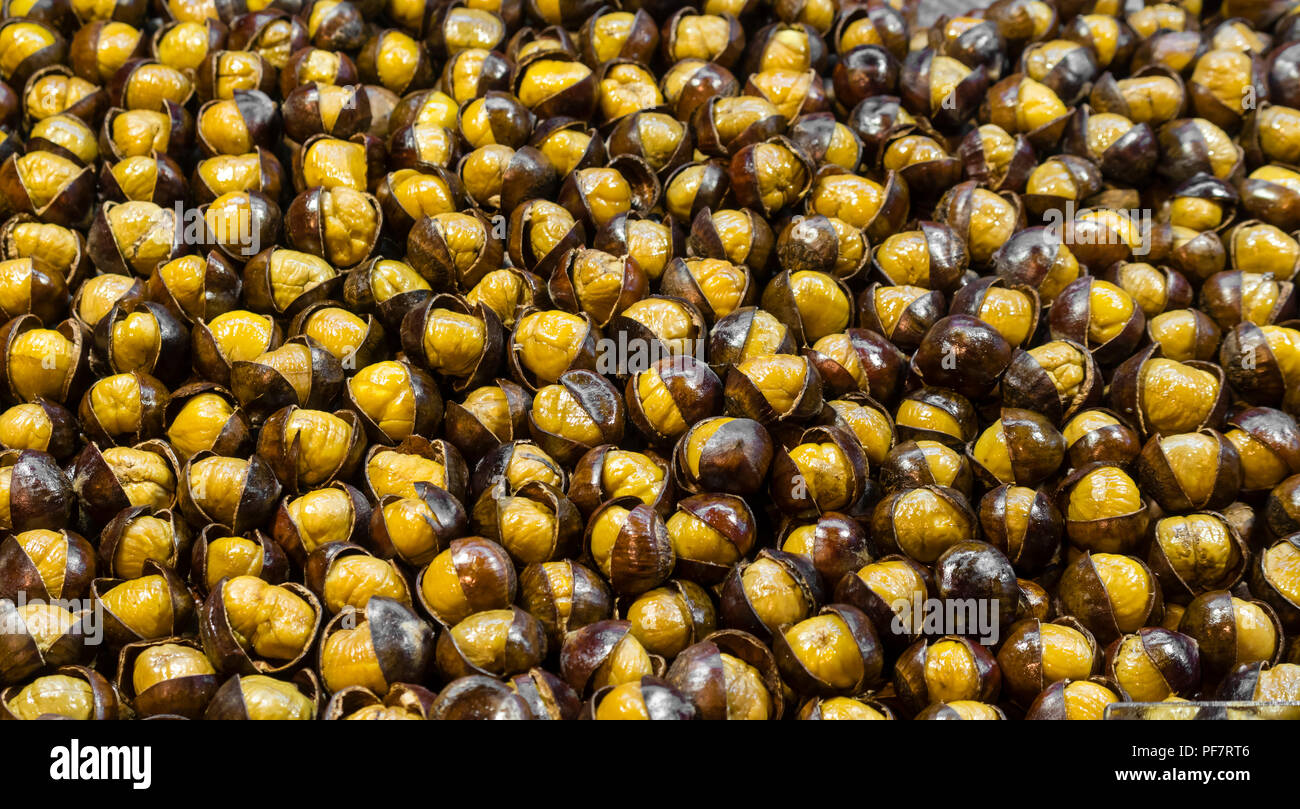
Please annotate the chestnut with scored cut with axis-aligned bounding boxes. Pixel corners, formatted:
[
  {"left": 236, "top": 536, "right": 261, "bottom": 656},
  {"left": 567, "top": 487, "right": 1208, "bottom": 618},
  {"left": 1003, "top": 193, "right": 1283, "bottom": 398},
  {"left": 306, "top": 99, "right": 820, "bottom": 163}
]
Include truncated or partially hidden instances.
[
  {"left": 996, "top": 617, "right": 1099, "bottom": 706},
  {"left": 91, "top": 298, "right": 189, "bottom": 384},
  {"left": 0, "top": 594, "right": 90, "bottom": 685},
  {"left": 979, "top": 484, "right": 1062, "bottom": 576},
  {"left": 435, "top": 604, "right": 545, "bottom": 682},
  {"left": 1179, "top": 589, "right": 1281, "bottom": 687},
  {"left": 0, "top": 526, "right": 95, "bottom": 603},
  {"left": 912, "top": 314, "right": 1013, "bottom": 401},
  {"left": 191, "top": 524, "right": 289, "bottom": 596},
  {"left": 1136, "top": 429, "right": 1242, "bottom": 513},
  {"left": 417, "top": 536, "right": 516, "bottom": 627},
  {"left": 1148, "top": 512, "right": 1249, "bottom": 602},
  {"left": 1057, "top": 551, "right": 1163, "bottom": 646},
  {"left": 769, "top": 424, "right": 868, "bottom": 518},
  {"left": 229, "top": 335, "right": 345, "bottom": 423},
  {"left": 177, "top": 450, "right": 281, "bottom": 534},
  {"left": 666, "top": 629, "right": 783, "bottom": 720},
  {"left": 1, "top": 665, "right": 126, "bottom": 720},
  {"left": 584, "top": 497, "right": 674, "bottom": 597},
  {"left": 325, "top": 681, "right": 436, "bottom": 720},
  {"left": 1059, "top": 462, "right": 1149, "bottom": 554},
  {"left": 1110, "top": 343, "right": 1228, "bottom": 438},
  {"left": 272, "top": 481, "right": 372, "bottom": 566},
  {"left": 202, "top": 671, "right": 320, "bottom": 720},
  {"left": 719, "top": 548, "right": 822, "bottom": 641},
  {"left": 200, "top": 575, "right": 321, "bottom": 675},
  {"left": 893, "top": 634, "right": 1001, "bottom": 715},
  {"left": 93, "top": 560, "right": 195, "bottom": 648},
  {"left": 968, "top": 408, "right": 1066, "bottom": 488},
  {"left": 115, "top": 637, "right": 218, "bottom": 718},
  {"left": 773, "top": 603, "right": 883, "bottom": 697},
  {"left": 517, "top": 559, "right": 612, "bottom": 648},
  {"left": 98, "top": 505, "right": 189, "bottom": 580}
]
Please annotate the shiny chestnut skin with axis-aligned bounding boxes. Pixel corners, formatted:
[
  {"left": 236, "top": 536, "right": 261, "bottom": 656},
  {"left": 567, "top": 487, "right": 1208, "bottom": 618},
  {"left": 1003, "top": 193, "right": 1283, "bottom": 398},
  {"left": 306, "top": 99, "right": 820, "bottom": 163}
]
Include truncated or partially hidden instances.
[
  {"left": 0, "top": 585, "right": 89, "bottom": 685},
  {"left": 625, "top": 354, "right": 722, "bottom": 449},
  {"left": 0, "top": 448, "right": 75, "bottom": 532},
  {"left": 400, "top": 294, "right": 504, "bottom": 394},
  {"left": 319, "top": 596, "right": 435, "bottom": 694},
  {"left": 93, "top": 560, "right": 196, "bottom": 649},
  {"left": 893, "top": 635, "right": 1001, "bottom": 715},
  {"left": 583, "top": 497, "right": 674, "bottom": 597},
  {"left": 724, "top": 352, "right": 823, "bottom": 427},
  {"left": 772, "top": 603, "right": 884, "bottom": 697},
  {"left": 1253, "top": 533, "right": 1300, "bottom": 632},
  {"left": 672, "top": 416, "right": 773, "bottom": 497},
  {"left": 1104, "top": 626, "right": 1202, "bottom": 702},
  {"left": 1057, "top": 551, "right": 1163, "bottom": 646},
  {"left": 664, "top": 492, "right": 756, "bottom": 585},
  {"left": 69, "top": 439, "right": 179, "bottom": 528},
  {"left": 804, "top": 328, "right": 907, "bottom": 405},
  {"left": 996, "top": 616, "right": 1100, "bottom": 706},
  {"left": 1179, "top": 589, "right": 1282, "bottom": 687},
  {"left": 190, "top": 524, "right": 288, "bottom": 596},
  {"left": 768, "top": 425, "right": 867, "bottom": 517},
  {"left": 202, "top": 670, "right": 321, "bottom": 720},
  {"left": 719, "top": 548, "right": 823, "bottom": 641},
  {"left": 832, "top": 44, "right": 898, "bottom": 112},
  {"left": 114, "top": 637, "right": 220, "bottom": 719},
  {"left": 559, "top": 618, "right": 662, "bottom": 697},
  {"left": 0, "top": 526, "right": 95, "bottom": 602},
  {"left": 177, "top": 450, "right": 282, "bottom": 535},
  {"left": 933, "top": 540, "right": 1018, "bottom": 643},
  {"left": 777, "top": 511, "right": 871, "bottom": 590},
  {"left": 1217, "top": 661, "right": 1300, "bottom": 704},
  {"left": 968, "top": 407, "right": 1066, "bottom": 489},
  {"left": 0, "top": 665, "right": 126, "bottom": 720},
  {"left": 1110, "top": 343, "right": 1229, "bottom": 438},
  {"left": 911, "top": 314, "right": 1014, "bottom": 400},
  {"left": 858, "top": 282, "right": 945, "bottom": 351},
  {"left": 892, "top": 387, "right": 976, "bottom": 447},
  {"left": 427, "top": 675, "right": 535, "bottom": 719},
  {"left": 517, "top": 559, "right": 612, "bottom": 648},
  {"left": 1135, "top": 430, "right": 1242, "bottom": 513},
  {"left": 97, "top": 504, "right": 189, "bottom": 579},
  {"left": 1049, "top": 276, "right": 1147, "bottom": 366},
  {"left": 567, "top": 443, "right": 672, "bottom": 518},
  {"left": 88, "top": 285, "right": 180, "bottom": 379},
  {"left": 1000, "top": 340, "right": 1102, "bottom": 426},
  {"left": 1265, "top": 474, "right": 1300, "bottom": 538},
  {"left": 665, "top": 629, "right": 783, "bottom": 720},
  {"left": 991, "top": 226, "right": 1083, "bottom": 305},
  {"left": 978, "top": 484, "right": 1063, "bottom": 576}
]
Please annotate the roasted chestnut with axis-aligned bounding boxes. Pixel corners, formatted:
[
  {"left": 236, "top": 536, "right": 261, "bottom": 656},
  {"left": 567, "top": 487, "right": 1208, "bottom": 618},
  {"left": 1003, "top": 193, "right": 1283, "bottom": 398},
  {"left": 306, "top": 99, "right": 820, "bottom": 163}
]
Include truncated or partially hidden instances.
[
  {"left": 272, "top": 481, "right": 372, "bottom": 566},
  {"left": 996, "top": 617, "right": 1098, "bottom": 706},
  {"left": 665, "top": 629, "right": 782, "bottom": 720},
  {"left": 893, "top": 635, "right": 1001, "bottom": 714},
  {"left": 773, "top": 603, "right": 883, "bottom": 697},
  {"left": 517, "top": 559, "right": 612, "bottom": 647},
  {"left": 203, "top": 672, "right": 319, "bottom": 720},
  {"left": 1105, "top": 627, "right": 1201, "bottom": 701},
  {"left": 1057, "top": 551, "right": 1162, "bottom": 645},
  {"left": 93, "top": 561, "right": 194, "bottom": 647},
  {"left": 1179, "top": 589, "right": 1280, "bottom": 686}
]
